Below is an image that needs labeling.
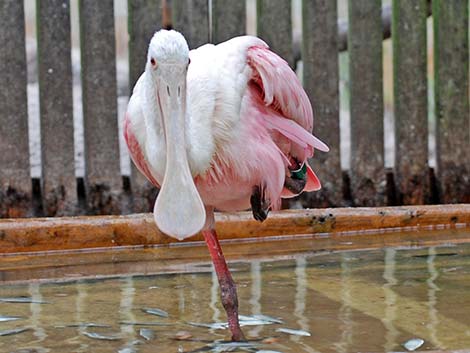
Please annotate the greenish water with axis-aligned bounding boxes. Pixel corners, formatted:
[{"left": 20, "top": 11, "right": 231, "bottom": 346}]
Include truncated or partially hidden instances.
[{"left": 1, "top": 241, "right": 470, "bottom": 352}]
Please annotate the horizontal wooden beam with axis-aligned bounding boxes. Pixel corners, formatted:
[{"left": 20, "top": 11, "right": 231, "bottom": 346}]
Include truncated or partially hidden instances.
[{"left": 0, "top": 205, "right": 469, "bottom": 254}]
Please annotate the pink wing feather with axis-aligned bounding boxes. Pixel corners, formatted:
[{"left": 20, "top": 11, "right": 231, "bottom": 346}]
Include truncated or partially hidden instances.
[
  {"left": 124, "top": 113, "right": 160, "bottom": 188},
  {"left": 247, "top": 45, "right": 328, "bottom": 196},
  {"left": 247, "top": 45, "right": 328, "bottom": 152}
]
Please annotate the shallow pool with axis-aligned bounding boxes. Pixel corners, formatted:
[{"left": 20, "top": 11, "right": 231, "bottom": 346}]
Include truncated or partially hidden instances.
[{"left": 1, "top": 229, "right": 470, "bottom": 352}]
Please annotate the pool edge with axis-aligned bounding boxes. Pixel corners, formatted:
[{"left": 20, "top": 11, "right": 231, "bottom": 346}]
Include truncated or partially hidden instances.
[{"left": 0, "top": 204, "right": 469, "bottom": 253}]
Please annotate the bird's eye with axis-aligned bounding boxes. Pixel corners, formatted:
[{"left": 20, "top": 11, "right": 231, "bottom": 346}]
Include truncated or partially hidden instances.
[{"left": 150, "top": 58, "right": 157, "bottom": 67}]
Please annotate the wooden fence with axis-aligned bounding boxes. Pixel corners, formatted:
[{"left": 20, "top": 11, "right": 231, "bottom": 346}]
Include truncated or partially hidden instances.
[{"left": 0, "top": 0, "right": 468, "bottom": 218}]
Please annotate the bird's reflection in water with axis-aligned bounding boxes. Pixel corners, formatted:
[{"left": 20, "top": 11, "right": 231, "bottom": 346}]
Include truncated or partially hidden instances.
[
  {"left": 294, "top": 257, "right": 318, "bottom": 353},
  {"left": 74, "top": 280, "right": 89, "bottom": 353},
  {"left": 177, "top": 275, "right": 186, "bottom": 316},
  {"left": 334, "top": 253, "right": 353, "bottom": 353},
  {"left": 382, "top": 248, "right": 399, "bottom": 352},
  {"left": 190, "top": 274, "right": 203, "bottom": 323},
  {"left": 210, "top": 269, "right": 221, "bottom": 324},
  {"left": 427, "top": 247, "right": 443, "bottom": 348},
  {"left": 294, "top": 257, "right": 307, "bottom": 340},
  {"left": 2, "top": 240, "right": 470, "bottom": 352},
  {"left": 119, "top": 277, "right": 136, "bottom": 339},
  {"left": 248, "top": 261, "right": 262, "bottom": 338},
  {"left": 29, "top": 282, "right": 49, "bottom": 352}
]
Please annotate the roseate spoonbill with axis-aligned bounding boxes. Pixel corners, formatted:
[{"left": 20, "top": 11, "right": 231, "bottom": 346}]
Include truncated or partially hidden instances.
[{"left": 124, "top": 29, "right": 328, "bottom": 341}]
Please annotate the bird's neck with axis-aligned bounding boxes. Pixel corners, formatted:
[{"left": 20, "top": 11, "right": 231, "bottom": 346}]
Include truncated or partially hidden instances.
[{"left": 142, "top": 71, "right": 164, "bottom": 136}]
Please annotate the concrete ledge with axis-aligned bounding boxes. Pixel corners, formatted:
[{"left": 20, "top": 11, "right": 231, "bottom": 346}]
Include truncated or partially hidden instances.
[{"left": 0, "top": 204, "right": 469, "bottom": 253}]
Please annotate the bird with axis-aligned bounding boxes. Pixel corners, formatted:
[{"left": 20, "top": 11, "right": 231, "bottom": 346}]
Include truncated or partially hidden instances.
[{"left": 124, "top": 29, "right": 328, "bottom": 341}]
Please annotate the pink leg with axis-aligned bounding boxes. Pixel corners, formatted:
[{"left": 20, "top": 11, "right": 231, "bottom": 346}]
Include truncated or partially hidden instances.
[{"left": 202, "top": 228, "right": 245, "bottom": 341}]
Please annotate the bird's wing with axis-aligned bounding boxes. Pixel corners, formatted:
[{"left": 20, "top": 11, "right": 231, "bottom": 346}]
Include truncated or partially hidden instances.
[
  {"left": 246, "top": 45, "right": 328, "bottom": 154},
  {"left": 246, "top": 44, "right": 328, "bottom": 194},
  {"left": 124, "top": 94, "right": 161, "bottom": 189}
]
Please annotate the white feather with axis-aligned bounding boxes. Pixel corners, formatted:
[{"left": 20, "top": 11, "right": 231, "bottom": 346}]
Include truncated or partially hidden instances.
[{"left": 127, "top": 34, "right": 268, "bottom": 183}]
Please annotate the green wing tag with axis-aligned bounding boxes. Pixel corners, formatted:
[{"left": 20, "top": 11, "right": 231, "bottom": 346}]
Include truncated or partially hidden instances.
[{"left": 291, "top": 163, "right": 307, "bottom": 180}]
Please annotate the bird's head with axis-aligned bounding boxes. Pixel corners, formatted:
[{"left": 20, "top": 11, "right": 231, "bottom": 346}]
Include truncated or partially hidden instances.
[
  {"left": 146, "top": 29, "right": 190, "bottom": 84},
  {"left": 145, "top": 30, "right": 206, "bottom": 240}
]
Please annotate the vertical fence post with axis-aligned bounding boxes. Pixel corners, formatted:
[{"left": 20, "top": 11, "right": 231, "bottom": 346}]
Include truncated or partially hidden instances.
[
  {"left": 37, "top": 0, "right": 77, "bottom": 215},
  {"left": 348, "top": 1, "right": 385, "bottom": 206},
  {"left": 393, "top": 0, "right": 429, "bottom": 205},
  {"left": 257, "top": 0, "right": 294, "bottom": 68},
  {"left": 128, "top": 0, "right": 162, "bottom": 92},
  {"left": 128, "top": 0, "right": 162, "bottom": 212},
  {"left": 0, "top": 1, "right": 31, "bottom": 217},
  {"left": 301, "top": 0, "right": 342, "bottom": 207},
  {"left": 212, "top": 0, "right": 246, "bottom": 44},
  {"left": 172, "top": 0, "right": 209, "bottom": 49},
  {"left": 79, "top": 0, "right": 122, "bottom": 214},
  {"left": 433, "top": 0, "right": 469, "bottom": 203}
]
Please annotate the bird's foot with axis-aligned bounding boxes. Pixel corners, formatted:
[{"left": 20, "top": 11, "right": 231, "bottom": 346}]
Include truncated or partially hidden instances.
[
  {"left": 284, "top": 159, "right": 307, "bottom": 194},
  {"left": 284, "top": 176, "right": 307, "bottom": 194},
  {"left": 250, "top": 184, "right": 270, "bottom": 222},
  {"left": 219, "top": 278, "right": 246, "bottom": 341},
  {"left": 230, "top": 326, "right": 246, "bottom": 342}
]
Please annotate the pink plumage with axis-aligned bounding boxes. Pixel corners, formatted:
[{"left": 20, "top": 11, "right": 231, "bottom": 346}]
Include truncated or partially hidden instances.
[
  {"left": 124, "top": 114, "right": 160, "bottom": 188},
  {"left": 196, "top": 43, "right": 328, "bottom": 209},
  {"left": 247, "top": 45, "right": 313, "bottom": 131},
  {"left": 124, "top": 32, "right": 327, "bottom": 229},
  {"left": 124, "top": 29, "right": 328, "bottom": 342}
]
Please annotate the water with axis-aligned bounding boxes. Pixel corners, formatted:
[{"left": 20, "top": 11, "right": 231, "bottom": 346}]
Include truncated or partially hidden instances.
[{"left": 1, "top": 232, "right": 470, "bottom": 352}]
